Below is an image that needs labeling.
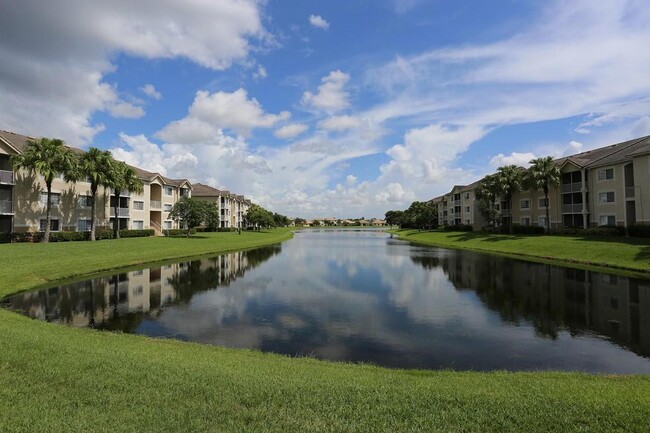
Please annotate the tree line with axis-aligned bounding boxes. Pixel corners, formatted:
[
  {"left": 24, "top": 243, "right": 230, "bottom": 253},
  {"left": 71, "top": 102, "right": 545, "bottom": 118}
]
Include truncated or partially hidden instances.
[{"left": 385, "top": 201, "right": 438, "bottom": 230}]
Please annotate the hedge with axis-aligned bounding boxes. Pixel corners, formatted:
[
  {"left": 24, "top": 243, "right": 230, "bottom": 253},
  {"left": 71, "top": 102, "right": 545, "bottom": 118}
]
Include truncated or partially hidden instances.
[
  {"left": 628, "top": 224, "right": 650, "bottom": 237},
  {"left": 163, "top": 229, "right": 197, "bottom": 237},
  {"left": 442, "top": 224, "right": 473, "bottom": 232},
  {"left": 10, "top": 229, "right": 154, "bottom": 243},
  {"left": 512, "top": 225, "right": 545, "bottom": 235}
]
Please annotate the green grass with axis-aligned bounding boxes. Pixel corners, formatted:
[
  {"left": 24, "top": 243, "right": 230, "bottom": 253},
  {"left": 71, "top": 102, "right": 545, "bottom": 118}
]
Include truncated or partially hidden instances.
[
  {"left": 391, "top": 229, "right": 650, "bottom": 275},
  {"left": 1, "top": 229, "right": 650, "bottom": 432}
]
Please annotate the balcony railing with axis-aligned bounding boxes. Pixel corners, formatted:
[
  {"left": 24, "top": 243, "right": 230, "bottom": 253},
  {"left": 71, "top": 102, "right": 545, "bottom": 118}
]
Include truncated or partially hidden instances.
[
  {"left": 626, "top": 186, "right": 635, "bottom": 198},
  {"left": 150, "top": 200, "right": 161, "bottom": 209},
  {"left": 110, "top": 207, "right": 130, "bottom": 217},
  {"left": 0, "top": 170, "right": 14, "bottom": 184},
  {"left": 0, "top": 200, "right": 13, "bottom": 214},
  {"left": 454, "top": 200, "right": 461, "bottom": 206},
  {"left": 500, "top": 209, "right": 512, "bottom": 217},
  {"left": 561, "top": 182, "right": 583, "bottom": 193},
  {"left": 562, "top": 204, "right": 583, "bottom": 213}
]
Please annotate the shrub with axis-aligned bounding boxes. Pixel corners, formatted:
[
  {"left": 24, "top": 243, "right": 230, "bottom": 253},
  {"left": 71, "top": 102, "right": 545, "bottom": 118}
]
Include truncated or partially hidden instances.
[
  {"left": 512, "top": 225, "right": 545, "bottom": 235},
  {"left": 442, "top": 224, "right": 473, "bottom": 232},
  {"left": 577, "top": 225, "right": 626, "bottom": 236},
  {"left": 0, "top": 233, "right": 12, "bottom": 243},
  {"left": 628, "top": 224, "right": 650, "bottom": 237},
  {"left": 119, "top": 229, "right": 155, "bottom": 238},
  {"left": 10, "top": 229, "right": 154, "bottom": 243},
  {"left": 163, "top": 228, "right": 197, "bottom": 237}
]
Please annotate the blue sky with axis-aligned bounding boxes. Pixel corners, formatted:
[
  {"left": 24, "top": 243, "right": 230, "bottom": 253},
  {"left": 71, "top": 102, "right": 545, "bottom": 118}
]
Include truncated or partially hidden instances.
[{"left": 1, "top": 1, "right": 650, "bottom": 218}]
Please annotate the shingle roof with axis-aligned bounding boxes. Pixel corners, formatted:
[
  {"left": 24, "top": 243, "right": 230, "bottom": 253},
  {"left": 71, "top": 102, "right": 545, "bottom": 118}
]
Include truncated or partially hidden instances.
[
  {"left": 553, "top": 135, "right": 650, "bottom": 169},
  {"left": 0, "top": 130, "right": 39, "bottom": 153},
  {"left": 192, "top": 182, "right": 224, "bottom": 197}
]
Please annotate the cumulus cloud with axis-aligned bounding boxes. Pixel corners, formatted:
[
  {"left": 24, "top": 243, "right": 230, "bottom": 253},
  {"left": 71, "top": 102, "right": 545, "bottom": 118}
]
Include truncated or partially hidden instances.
[
  {"left": 158, "top": 89, "right": 290, "bottom": 139},
  {"left": 489, "top": 152, "right": 536, "bottom": 168},
  {"left": 302, "top": 70, "right": 351, "bottom": 113},
  {"left": 108, "top": 102, "right": 146, "bottom": 119},
  {"left": 274, "top": 123, "right": 309, "bottom": 139},
  {"left": 309, "top": 15, "right": 330, "bottom": 30},
  {"left": 141, "top": 84, "right": 162, "bottom": 100},
  {"left": 346, "top": 175, "right": 357, "bottom": 186},
  {"left": 318, "top": 115, "right": 361, "bottom": 131},
  {"left": 253, "top": 65, "right": 268, "bottom": 81},
  {"left": 0, "top": 0, "right": 265, "bottom": 145}
]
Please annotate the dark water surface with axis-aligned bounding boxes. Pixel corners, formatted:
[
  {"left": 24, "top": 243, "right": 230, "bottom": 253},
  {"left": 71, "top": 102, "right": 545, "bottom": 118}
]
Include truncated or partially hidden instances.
[{"left": 3, "top": 229, "right": 650, "bottom": 373}]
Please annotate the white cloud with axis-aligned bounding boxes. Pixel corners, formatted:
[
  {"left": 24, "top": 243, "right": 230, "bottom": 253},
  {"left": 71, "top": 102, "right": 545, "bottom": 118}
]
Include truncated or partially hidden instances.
[
  {"left": 489, "top": 152, "right": 536, "bottom": 168},
  {"left": 309, "top": 15, "right": 330, "bottom": 30},
  {"left": 274, "top": 123, "right": 309, "bottom": 139},
  {"left": 318, "top": 115, "right": 361, "bottom": 131},
  {"left": 108, "top": 101, "right": 146, "bottom": 119},
  {"left": 158, "top": 89, "right": 290, "bottom": 139},
  {"left": 253, "top": 65, "right": 268, "bottom": 81},
  {"left": 141, "top": 84, "right": 162, "bottom": 100},
  {"left": 346, "top": 175, "right": 357, "bottom": 186},
  {"left": 375, "top": 183, "right": 414, "bottom": 203},
  {"left": 0, "top": 0, "right": 266, "bottom": 145},
  {"left": 302, "top": 70, "right": 351, "bottom": 113}
]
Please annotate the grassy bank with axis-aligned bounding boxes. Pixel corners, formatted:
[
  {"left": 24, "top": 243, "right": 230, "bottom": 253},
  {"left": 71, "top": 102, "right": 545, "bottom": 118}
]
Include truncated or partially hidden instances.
[
  {"left": 392, "top": 229, "right": 650, "bottom": 275},
  {"left": 1, "top": 229, "right": 650, "bottom": 432}
]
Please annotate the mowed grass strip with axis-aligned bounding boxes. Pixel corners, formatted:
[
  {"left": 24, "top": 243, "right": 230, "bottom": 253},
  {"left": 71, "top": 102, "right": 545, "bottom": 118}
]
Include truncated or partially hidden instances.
[
  {"left": 0, "top": 228, "right": 649, "bottom": 432},
  {"left": 392, "top": 229, "right": 650, "bottom": 274}
]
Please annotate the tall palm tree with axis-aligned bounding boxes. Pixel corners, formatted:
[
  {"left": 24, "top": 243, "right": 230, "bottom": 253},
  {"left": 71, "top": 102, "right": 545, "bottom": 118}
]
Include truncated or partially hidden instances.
[
  {"left": 107, "top": 162, "right": 143, "bottom": 239},
  {"left": 527, "top": 156, "right": 560, "bottom": 234},
  {"left": 74, "top": 147, "right": 115, "bottom": 241},
  {"left": 495, "top": 165, "right": 524, "bottom": 234},
  {"left": 475, "top": 174, "right": 501, "bottom": 227},
  {"left": 11, "top": 137, "right": 76, "bottom": 242}
]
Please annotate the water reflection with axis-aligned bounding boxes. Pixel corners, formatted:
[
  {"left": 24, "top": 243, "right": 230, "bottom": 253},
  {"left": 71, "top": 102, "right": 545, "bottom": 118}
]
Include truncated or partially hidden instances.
[
  {"left": 3, "top": 245, "right": 282, "bottom": 331},
  {"left": 410, "top": 250, "right": 650, "bottom": 356},
  {"left": 2, "top": 229, "right": 650, "bottom": 373}
]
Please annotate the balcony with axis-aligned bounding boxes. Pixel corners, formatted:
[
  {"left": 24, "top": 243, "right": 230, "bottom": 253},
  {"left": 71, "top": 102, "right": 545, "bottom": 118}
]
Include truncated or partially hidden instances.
[
  {"left": 0, "top": 170, "right": 14, "bottom": 185},
  {"left": 150, "top": 200, "right": 161, "bottom": 209},
  {"left": 454, "top": 200, "right": 461, "bottom": 206},
  {"left": 626, "top": 187, "right": 635, "bottom": 199},
  {"left": 561, "top": 182, "right": 583, "bottom": 193},
  {"left": 0, "top": 200, "right": 13, "bottom": 214},
  {"left": 500, "top": 209, "right": 512, "bottom": 217},
  {"left": 562, "top": 204, "right": 583, "bottom": 213},
  {"left": 110, "top": 207, "right": 130, "bottom": 217}
]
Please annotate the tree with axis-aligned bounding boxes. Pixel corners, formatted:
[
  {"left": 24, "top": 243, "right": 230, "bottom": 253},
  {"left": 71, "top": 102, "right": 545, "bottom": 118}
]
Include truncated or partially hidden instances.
[
  {"left": 245, "top": 204, "right": 274, "bottom": 230},
  {"left": 11, "top": 137, "right": 76, "bottom": 242},
  {"left": 527, "top": 156, "right": 560, "bottom": 234},
  {"left": 203, "top": 202, "right": 220, "bottom": 231},
  {"left": 107, "top": 162, "right": 143, "bottom": 239},
  {"left": 475, "top": 174, "right": 502, "bottom": 227},
  {"left": 495, "top": 165, "right": 524, "bottom": 234},
  {"left": 294, "top": 217, "right": 306, "bottom": 226},
  {"left": 168, "top": 197, "right": 210, "bottom": 237},
  {"left": 385, "top": 210, "right": 404, "bottom": 227},
  {"left": 400, "top": 201, "right": 437, "bottom": 230},
  {"left": 73, "top": 148, "right": 115, "bottom": 241}
]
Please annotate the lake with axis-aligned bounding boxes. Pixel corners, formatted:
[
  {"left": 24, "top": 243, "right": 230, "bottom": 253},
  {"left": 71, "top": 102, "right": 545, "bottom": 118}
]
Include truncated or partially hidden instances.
[{"left": 3, "top": 229, "right": 650, "bottom": 373}]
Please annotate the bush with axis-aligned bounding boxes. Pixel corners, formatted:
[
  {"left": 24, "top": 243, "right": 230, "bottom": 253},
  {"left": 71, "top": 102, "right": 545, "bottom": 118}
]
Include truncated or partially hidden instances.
[
  {"left": 10, "top": 228, "right": 154, "bottom": 243},
  {"left": 163, "top": 228, "right": 197, "bottom": 237},
  {"left": 119, "top": 229, "right": 155, "bottom": 238},
  {"left": 577, "top": 225, "right": 626, "bottom": 236},
  {"left": 0, "top": 233, "right": 12, "bottom": 243},
  {"left": 442, "top": 224, "right": 473, "bottom": 232},
  {"left": 628, "top": 224, "right": 650, "bottom": 237},
  {"left": 512, "top": 225, "right": 545, "bottom": 235}
]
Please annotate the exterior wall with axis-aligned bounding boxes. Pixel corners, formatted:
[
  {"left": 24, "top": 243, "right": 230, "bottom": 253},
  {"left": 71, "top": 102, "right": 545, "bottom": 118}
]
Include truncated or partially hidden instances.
[
  {"left": 632, "top": 154, "right": 650, "bottom": 225},
  {"left": 589, "top": 163, "right": 627, "bottom": 227}
]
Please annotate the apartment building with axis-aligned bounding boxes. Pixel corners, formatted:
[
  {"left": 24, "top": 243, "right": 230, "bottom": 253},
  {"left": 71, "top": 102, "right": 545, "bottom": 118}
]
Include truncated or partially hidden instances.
[
  {"left": 192, "top": 183, "right": 251, "bottom": 229},
  {"left": 431, "top": 135, "right": 650, "bottom": 230},
  {"left": 0, "top": 130, "right": 191, "bottom": 235}
]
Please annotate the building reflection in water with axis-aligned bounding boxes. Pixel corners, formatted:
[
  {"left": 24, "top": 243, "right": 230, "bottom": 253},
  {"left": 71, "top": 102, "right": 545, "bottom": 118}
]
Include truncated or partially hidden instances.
[
  {"left": 410, "top": 251, "right": 650, "bottom": 358},
  {"left": 2, "top": 245, "right": 282, "bottom": 331}
]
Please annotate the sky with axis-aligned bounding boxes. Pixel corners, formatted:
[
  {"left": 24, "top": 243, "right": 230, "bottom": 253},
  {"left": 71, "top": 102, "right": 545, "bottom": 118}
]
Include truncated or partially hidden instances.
[{"left": 1, "top": 0, "right": 650, "bottom": 219}]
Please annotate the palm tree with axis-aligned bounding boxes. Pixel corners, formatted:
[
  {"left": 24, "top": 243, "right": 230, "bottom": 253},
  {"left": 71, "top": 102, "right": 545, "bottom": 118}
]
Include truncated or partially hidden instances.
[
  {"left": 11, "top": 137, "right": 76, "bottom": 242},
  {"left": 107, "top": 162, "right": 143, "bottom": 239},
  {"left": 73, "top": 148, "right": 115, "bottom": 241},
  {"left": 527, "top": 156, "right": 560, "bottom": 234},
  {"left": 475, "top": 174, "right": 501, "bottom": 227},
  {"left": 495, "top": 165, "right": 524, "bottom": 234}
]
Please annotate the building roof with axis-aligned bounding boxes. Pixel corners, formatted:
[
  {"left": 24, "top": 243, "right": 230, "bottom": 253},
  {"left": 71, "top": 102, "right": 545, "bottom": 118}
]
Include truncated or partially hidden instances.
[
  {"left": 0, "top": 130, "right": 39, "bottom": 153},
  {"left": 192, "top": 182, "right": 224, "bottom": 197},
  {"left": 554, "top": 135, "right": 650, "bottom": 169}
]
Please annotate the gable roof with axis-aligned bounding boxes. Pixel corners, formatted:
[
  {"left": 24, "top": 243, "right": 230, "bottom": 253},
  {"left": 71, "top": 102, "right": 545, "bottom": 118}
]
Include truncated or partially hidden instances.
[{"left": 192, "top": 182, "right": 224, "bottom": 197}]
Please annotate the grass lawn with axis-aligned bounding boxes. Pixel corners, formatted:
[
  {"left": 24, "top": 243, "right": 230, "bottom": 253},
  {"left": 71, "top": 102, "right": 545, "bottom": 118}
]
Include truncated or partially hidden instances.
[
  {"left": 392, "top": 229, "right": 650, "bottom": 276},
  {"left": 1, "top": 229, "right": 650, "bottom": 432}
]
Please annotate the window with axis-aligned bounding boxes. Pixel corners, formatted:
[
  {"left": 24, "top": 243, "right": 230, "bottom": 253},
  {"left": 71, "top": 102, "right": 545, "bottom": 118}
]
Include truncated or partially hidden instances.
[
  {"left": 39, "top": 219, "right": 60, "bottom": 232},
  {"left": 599, "top": 215, "right": 616, "bottom": 226},
  {"left": 598, "top": 192, "right": 615, "bottom": 204},
  {"left": 464, "top": 193, "right": 470, "bottom": 200},
  {"left": 180, "top": 188, "right": 189, "bottom": 197},
  {"left": 163, "top": 221, "right": 172, "bottom": 230},
  {"left": 164, "top": 186, "right": 173, "bottom": 196},
  {"left": 78, "top": 218, "right": 92, "bottom": 232},
  {"left": 133, "top": 201, "right": 144, "bottom": 210},
  {"left": 78, "top": 195, "right": 92, "bottom": 207},
  {"left": 132, "top": 220, "right": 144, "bottom": 230},
  {"left": 465, "top": 206, "right": 470, "bottom": 213},
  {"left": 538, "top": 197, "right": 548, "bottom": 209},
  {"left": 520, "top": 217, "right": 530, "bottom": 226},
  {"left": 601, "top": 274, "right": 618, "bottom": 284},
  {"left": 132, "top": 270, "right": 144, "bottom": 276},
  {"left": 40, "top": 191, "right": 60, "bottom": 206},
  {"left": 164, "top": 204, "right": 173, "bottom": 212},
  {"left": 132, "top": 285, "right": 144, "bottom": 296},
  {"left": 597, "top": 168, "right": 614, "bottom": 181},
  {"left": 465, "top": 219, "right": 470, "bottom": 225},
  {"left": 538, "top": 216, "right": 548, "bottom": 227},
  {"left": 520, "top": 199, "right": 530, "bottom": 210}
]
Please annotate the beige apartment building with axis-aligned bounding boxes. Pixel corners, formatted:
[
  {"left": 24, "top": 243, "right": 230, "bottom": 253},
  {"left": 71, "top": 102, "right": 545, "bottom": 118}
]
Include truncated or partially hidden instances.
[
  {"left": 192, "top": 183, "right": 251, "bottom": 229},
  {"left": 0, "top": 130, "right": 192, "bottom": 235},
  {"left": 431, "top": 135, "right": 650, "bottom": 230}
]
